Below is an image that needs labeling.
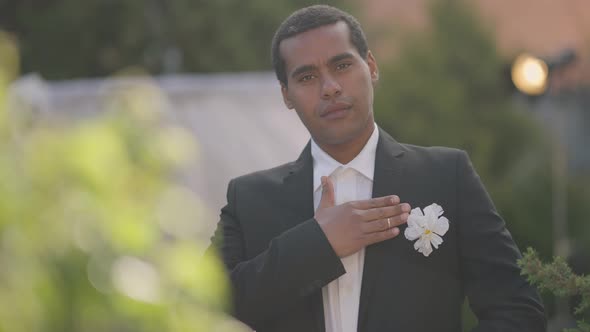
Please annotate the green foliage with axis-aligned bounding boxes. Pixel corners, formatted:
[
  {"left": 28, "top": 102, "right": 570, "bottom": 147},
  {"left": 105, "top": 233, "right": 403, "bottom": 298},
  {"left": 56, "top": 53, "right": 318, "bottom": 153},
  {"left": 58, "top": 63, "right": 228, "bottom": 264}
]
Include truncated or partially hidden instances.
[
  {"left": 373, "top": 0, "right": 590, "bottom": 328},
  {"left": 519, "top": 248, "right": 590, "bottom": 332},
  {"left": 0, "top": 0, "right": 349, "bottom": 79},
  {"left": 375, "top": 0, "right": 541, "bottom": 182},
  {"left": 373, "top": 0, "right": 590, "bottom": 258},
  {"left": 0, "top": 32, "right": 245, "bottom": 332}
]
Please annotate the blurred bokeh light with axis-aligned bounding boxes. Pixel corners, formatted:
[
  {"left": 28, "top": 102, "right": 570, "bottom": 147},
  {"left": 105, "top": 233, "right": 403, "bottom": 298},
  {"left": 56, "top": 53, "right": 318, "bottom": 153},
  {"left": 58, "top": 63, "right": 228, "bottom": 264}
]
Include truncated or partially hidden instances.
[{"left": 511, "top": 53, "right": 549, "bottom": 96}]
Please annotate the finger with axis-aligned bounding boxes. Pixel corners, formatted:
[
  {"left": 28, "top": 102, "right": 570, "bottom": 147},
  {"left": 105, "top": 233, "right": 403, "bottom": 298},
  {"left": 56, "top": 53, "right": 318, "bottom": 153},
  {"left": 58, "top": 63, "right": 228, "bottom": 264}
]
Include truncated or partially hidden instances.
[
  {"left": 363, "top": 227, "right": 400, "bottom": 246},
  {"left": 317, "top": 176, "right": 335, "bottom": 209},
  {"left": 361, "top": 213, "right": 409, "bottom": 233},
  {"left": 349, "top": 195, "right": 400, "bottom": 210},
  {"left": 358, "top": 203, "right": 411, "bottom": 222}
]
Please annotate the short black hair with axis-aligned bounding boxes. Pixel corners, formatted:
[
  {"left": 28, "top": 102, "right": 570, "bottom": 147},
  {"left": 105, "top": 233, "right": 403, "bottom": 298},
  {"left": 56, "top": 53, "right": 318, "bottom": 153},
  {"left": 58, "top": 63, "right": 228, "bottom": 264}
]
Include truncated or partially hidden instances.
[{"left": 271, "top": 5, "right": 369, "bottom": 86}]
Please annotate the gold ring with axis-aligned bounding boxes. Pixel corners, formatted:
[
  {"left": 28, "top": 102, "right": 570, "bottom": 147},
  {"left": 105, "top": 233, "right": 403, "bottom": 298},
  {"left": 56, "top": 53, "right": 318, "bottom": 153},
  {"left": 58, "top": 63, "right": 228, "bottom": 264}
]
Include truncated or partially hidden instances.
[{"left": 387, "top": 217, "right": 391, "bottom": 228}]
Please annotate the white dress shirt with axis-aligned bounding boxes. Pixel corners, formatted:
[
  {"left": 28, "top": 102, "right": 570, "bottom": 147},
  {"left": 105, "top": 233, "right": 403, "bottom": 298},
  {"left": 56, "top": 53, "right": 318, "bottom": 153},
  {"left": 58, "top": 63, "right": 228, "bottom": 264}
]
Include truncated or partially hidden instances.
[{"left": 311, "top": 124, "right": 379, "bottom": 332}]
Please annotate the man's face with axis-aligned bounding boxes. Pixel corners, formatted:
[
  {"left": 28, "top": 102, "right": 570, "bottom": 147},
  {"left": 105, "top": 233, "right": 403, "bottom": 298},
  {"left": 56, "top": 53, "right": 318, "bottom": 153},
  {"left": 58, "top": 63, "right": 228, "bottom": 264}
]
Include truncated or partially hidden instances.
[{"left": 280, "top": 21, "right": 378, "bottom": 147}]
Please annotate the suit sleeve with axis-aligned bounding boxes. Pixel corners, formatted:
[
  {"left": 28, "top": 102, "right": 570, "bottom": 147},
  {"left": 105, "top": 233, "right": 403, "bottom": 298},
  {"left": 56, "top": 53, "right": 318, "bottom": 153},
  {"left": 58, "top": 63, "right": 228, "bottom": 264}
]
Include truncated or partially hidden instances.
[
  {"left": 207, "top": 178, "right": 345, "bottom": 329},
  {"left": 455, "top": 151, "right": 547, "bottom": 332}
]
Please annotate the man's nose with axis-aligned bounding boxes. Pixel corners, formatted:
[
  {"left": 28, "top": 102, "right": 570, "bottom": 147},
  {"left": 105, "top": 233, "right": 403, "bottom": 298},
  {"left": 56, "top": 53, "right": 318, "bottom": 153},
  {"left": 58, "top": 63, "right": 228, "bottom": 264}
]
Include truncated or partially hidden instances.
[{"left": 321, "top": 75, "right": 342, "bottom": 99}]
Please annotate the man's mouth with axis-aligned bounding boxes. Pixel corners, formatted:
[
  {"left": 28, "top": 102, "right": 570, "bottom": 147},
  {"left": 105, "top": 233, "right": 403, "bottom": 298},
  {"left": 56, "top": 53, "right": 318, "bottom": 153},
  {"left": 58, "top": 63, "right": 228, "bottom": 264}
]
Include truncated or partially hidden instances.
[{"left": 320, "top": 103, "right": 352, "bottom": 119}]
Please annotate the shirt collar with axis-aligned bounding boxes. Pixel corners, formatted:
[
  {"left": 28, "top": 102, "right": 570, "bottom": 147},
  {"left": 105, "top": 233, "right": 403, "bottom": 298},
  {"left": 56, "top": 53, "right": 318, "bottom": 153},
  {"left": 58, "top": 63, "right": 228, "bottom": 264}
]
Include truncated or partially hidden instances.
[{"left": 311, "top": 124, "right": 379, "bottom": 192}]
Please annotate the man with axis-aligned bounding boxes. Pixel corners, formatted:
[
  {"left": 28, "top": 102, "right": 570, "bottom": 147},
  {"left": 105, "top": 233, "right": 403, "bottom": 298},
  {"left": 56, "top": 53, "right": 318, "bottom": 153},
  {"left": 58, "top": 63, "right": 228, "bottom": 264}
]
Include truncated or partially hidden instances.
[{"left": 209, "top": 5, "right": 545, "bottom": 332}]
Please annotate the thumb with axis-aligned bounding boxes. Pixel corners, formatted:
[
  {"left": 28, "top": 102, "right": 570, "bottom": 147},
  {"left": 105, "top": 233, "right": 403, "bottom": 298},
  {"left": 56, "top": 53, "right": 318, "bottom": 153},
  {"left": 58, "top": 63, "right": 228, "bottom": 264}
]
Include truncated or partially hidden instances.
[{"left": 318, "top": 176, "right": 335, "bottom": 210}]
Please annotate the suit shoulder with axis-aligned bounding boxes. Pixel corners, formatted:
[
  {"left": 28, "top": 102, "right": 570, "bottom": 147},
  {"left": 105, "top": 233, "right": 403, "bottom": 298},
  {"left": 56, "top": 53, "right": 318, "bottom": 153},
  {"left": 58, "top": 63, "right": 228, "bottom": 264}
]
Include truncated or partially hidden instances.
[
  {"left": 400, "top": 143, "right": 465, "bottom": 158},
  {"left": 398, "top": 143, "right": 469, "bottom": 171}
]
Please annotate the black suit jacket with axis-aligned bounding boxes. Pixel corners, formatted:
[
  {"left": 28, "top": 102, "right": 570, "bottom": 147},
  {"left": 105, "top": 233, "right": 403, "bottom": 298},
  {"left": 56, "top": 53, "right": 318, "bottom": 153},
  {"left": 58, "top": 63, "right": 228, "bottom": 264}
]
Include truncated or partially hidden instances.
[{"left": 209, "top": 128, "right": 546, "bottom": 332}]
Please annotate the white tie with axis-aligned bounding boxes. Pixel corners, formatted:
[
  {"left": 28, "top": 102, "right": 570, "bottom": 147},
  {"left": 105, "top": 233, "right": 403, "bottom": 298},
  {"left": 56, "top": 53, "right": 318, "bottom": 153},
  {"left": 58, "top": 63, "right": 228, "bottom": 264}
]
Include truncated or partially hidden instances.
[{"left": 324, "top": 167, "right": 363, "bottom": 332}]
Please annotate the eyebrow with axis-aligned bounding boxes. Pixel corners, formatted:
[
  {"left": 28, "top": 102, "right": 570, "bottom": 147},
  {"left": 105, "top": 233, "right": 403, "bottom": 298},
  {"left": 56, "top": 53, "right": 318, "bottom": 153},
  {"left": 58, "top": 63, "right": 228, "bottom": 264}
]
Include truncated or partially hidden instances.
[
  {"left": 289, "top": 52, "right": 355, "bottom": 79},
  {"left": 329, "top": 52, "right": 354, "bottom": 64}
]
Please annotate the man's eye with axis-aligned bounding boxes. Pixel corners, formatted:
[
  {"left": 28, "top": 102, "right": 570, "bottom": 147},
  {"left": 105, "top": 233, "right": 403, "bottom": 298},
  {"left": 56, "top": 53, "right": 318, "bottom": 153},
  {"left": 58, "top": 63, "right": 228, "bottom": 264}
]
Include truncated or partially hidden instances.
[
  {"left": 336, "top": 63, "right": 352, "bottom": 70},
  {"left": 299, "top": 74, "right": 314, "bottom": 82}
]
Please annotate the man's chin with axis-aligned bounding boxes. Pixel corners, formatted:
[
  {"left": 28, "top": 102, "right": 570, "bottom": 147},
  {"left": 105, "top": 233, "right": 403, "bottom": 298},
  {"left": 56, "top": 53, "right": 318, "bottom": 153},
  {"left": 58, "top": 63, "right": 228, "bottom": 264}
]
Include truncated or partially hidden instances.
[
  {"left": 314, "top": 131, "right": 360, "bottom": 147},
  {"left": 319, "top": 122, "right": 373, "bottom": 144}
]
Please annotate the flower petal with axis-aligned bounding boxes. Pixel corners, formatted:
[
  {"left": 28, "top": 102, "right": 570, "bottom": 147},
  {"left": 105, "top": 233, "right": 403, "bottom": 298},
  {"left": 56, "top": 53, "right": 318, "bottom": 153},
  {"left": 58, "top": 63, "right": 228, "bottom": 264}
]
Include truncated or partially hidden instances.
[
  {"left": 406, "top": 215, "right": 417, "bottom": 229},
  {"left": 409, "top": 214, "right": 426, "bottom": 228},
  {"left": 410, "top": 207, "right": 424, "bottom": 217},
  {"left": 430, "top": 233, "right": 443, "bottom": 249},
  {"left": 404, "top": 225, "right": 422, "bottom": 241},
  {"left": 405, "top": 203, "right": 449, "bottom": 257},
  {"left": 413, "top": 236, "right": 425, "bottom": 251},
  {"left": 414, "top": 236, "right": 432, "bottom": 254},
  {"left": 432, "top": 216, "right": 449, "bottom": 236},
  {"left": 424, "top": 203, "right": 444, "bottom": 218},
  {"left": 425, "top": 215, "right": 437, "bottom": 230},
  {"left": 419, "top": 243, "right": 433, "bottom": 257}
]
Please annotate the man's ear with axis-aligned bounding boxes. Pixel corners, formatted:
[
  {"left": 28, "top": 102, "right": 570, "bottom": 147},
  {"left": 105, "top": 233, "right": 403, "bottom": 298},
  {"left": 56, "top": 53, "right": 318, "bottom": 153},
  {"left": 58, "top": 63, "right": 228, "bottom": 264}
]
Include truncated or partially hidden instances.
[
  {"left": 281, "top": 83, "right": 294, "bottom": 109},
  {"left": 367, "top": 50, "right": 379, "bottom": 84}
]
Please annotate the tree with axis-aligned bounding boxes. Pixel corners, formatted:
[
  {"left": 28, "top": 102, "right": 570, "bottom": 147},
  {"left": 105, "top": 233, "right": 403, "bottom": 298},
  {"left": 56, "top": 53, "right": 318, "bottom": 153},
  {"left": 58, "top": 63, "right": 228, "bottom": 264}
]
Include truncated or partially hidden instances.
[
  {"left": 0, "top": 30, "right": 247, "bottom": 332},
  {"left": 519, "top": 248, "right": 590, "bottom": 332},
  {"left": 373, "top": 0, "right": 590, "bottom": 328},
  {"left": 0, "top": 0, "right": 350, "bottom": 79}
]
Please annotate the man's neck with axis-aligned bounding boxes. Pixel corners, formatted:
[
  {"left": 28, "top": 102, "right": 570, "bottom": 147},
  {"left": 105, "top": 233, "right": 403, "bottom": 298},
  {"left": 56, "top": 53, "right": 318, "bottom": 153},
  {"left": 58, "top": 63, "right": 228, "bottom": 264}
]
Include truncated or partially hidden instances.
[{"left": 318, "top": 122, "right": 375, "bottom": 164}]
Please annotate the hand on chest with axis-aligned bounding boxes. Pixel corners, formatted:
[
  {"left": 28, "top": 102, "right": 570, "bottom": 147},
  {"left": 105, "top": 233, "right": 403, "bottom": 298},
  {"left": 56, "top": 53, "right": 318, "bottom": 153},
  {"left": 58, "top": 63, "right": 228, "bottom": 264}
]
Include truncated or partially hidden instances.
[{"left": 314, "top": 166, "right": 373, "bottom": 210}]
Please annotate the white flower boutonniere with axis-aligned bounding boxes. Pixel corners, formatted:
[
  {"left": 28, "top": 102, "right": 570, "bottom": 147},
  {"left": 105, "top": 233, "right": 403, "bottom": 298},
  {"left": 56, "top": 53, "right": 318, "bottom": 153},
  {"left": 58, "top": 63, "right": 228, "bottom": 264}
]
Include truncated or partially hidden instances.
[{"left": 404, "top": 203, "right": 449, "bottom": 257}]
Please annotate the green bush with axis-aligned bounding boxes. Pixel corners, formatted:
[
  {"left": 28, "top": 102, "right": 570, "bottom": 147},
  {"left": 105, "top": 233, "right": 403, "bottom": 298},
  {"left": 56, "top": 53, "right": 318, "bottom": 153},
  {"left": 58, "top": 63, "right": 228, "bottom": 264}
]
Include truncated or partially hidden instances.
[{"left": 0, "top": 31, "right": 245, "bottom": 332}]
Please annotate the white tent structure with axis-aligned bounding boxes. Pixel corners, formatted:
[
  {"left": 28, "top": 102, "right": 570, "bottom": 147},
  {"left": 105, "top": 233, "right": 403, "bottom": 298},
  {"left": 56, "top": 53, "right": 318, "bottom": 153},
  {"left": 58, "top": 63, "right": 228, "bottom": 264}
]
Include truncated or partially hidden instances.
[{"left": 15, "top": 72, "right": 310, "bottom": 236}]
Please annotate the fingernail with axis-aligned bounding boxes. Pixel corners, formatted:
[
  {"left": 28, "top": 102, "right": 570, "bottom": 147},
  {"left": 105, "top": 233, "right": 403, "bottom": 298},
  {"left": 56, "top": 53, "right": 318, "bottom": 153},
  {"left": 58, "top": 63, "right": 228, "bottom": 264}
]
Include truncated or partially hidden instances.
[
  {"left": 391, "top": 227, "right": 399, "bottom": 236},
  {"left": 391, "top": 196, "right": 399, "bottom": 204},
  {"left": 402, "top": 204, "right": 410, "bottom": 212}
]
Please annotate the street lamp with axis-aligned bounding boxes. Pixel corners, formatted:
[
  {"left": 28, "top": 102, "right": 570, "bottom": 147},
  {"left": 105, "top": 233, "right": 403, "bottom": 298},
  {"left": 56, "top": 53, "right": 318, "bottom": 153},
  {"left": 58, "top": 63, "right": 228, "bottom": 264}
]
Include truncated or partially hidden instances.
[
  {"left": 511, "top": 49, "right": 577, "bottom": 97},
  {"left": 510, "top": 49, "right": 577, "bottom": 331},
  {"left": 511, "top": 53, "right": 549, "bottom": 96}
]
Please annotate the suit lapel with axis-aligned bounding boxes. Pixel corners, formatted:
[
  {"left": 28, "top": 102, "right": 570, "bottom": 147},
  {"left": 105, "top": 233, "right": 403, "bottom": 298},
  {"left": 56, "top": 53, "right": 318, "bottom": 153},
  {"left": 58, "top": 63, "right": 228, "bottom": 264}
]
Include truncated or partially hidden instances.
[
  {"left": 282, "top": 130, "right": 408, "bottom": 332},
  {"left": 282, "top": 141, "right": 326, "bottom": 332},
  {"left": 282, "top": 141, "right": 314, "bottom": 230},
  {"left": 358, "top": 128, "right": 406, "bottom": 331}
]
